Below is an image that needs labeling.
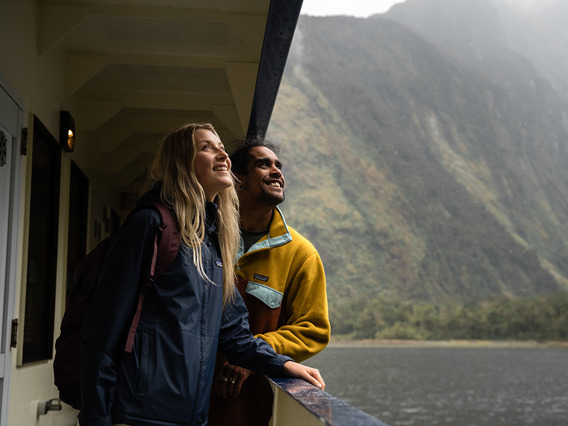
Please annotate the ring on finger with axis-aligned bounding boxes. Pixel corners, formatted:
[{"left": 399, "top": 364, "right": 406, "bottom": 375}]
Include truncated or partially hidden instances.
[
  {"left": 229, "top": 378, "right": 236, "bottom": 385},
  {"left": 221, "top": 376, "right": 228, "bottom": 382}
]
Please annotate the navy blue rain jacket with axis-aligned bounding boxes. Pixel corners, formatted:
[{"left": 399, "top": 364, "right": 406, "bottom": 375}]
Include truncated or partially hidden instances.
[{"left": 79, "top": 189, "right": 291, "bottom": 426}]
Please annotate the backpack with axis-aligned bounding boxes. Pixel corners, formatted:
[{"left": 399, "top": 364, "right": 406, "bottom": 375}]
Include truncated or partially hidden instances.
[{"left": 53, "top": 202, "right": 180, "bottom": 410}]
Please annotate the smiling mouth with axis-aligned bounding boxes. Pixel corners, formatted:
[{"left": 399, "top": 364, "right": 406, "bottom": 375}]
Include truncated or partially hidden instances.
[
  {"left": 267, "top": 181, "right": 282, "bottom": 188},
  {"left": 213, "top": 166, "right": 228, "bottom": 172}
]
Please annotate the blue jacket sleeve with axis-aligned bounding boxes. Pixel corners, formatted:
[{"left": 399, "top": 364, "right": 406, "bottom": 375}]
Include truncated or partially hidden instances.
[
  {"left": 79, "top": 209, "right": 160, "bottom": 426},
  {"left": 218, "top": 292, "right": 292, "bottom": 376}
]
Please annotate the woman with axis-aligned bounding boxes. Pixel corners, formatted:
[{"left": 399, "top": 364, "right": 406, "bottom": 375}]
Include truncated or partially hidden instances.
[{"left": 79, "top": 123, "right": 324, "bottom": 426}]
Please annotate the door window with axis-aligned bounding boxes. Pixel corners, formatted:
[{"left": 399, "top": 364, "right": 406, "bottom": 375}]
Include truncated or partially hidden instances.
[{"left": 22, "top": 116, "right": 61, "bottom": 364}]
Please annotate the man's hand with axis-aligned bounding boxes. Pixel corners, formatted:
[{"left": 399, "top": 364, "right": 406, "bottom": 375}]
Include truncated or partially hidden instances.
[
  {"left": 282, "top": 361, "right": 325, "bottom": 391},
  {"left": 213, "top": 356, "right": 253, "bottom": 399}
]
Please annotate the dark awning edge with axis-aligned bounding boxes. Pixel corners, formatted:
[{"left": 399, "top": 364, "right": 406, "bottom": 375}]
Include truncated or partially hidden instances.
[{"left": 247, "top": 0, "right": 304, "bottom": 140}]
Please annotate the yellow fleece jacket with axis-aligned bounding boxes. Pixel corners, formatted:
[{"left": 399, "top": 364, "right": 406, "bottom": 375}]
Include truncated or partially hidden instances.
[{"left": 235, "top": 207, "right": 330, "bottom": 362}]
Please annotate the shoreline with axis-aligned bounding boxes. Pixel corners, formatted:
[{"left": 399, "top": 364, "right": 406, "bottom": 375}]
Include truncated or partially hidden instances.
[{"left": 327, "top": 338, "right": 568, "bottom": 348}]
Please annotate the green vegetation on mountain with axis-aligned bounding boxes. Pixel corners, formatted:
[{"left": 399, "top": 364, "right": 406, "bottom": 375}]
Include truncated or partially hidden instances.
[
  {"left": 337, "top": 293, "right": 568, "bottom": 341},
  {"left": 266, "top": 0, "right": 568, "bottom": 338}
]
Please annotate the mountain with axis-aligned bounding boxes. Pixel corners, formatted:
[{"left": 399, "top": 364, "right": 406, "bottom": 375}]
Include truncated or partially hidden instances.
[
  {"left": 385, "top": 0, "right": 568, "bottom": 102},
  {"left": 265, "top": 0, "right": 568, "bottom": 329},
  {"left": 499, "top": 0, "right": 568, "bottom": 103}
]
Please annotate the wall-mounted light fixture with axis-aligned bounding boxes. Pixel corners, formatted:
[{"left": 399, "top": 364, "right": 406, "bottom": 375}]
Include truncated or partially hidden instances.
[{"left": 59, "top": 111, "right": 75, "bottom": 152}]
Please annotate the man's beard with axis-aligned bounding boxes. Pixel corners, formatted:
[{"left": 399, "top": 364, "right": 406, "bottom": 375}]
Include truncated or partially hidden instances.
[{"left": 259, "top": 188, "right": 285, "bottom": 206}]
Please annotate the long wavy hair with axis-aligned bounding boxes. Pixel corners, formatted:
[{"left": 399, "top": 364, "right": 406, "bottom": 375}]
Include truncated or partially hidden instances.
[{"left": 148, "top": 122, "right": 239, "bottom": 307}]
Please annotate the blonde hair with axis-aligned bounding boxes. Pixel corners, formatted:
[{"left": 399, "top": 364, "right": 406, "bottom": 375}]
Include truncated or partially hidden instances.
[{"left": 148, "top": 122, "right": 239, "bottom": 307}]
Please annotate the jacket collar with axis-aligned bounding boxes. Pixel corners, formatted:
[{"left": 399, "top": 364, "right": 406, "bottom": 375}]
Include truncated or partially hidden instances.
[
  {"left": 205, "top": 202, "right": 218, "bottom": 234},
  {"left": 237, "top": 206, "right": 292, "bottom": 258}
]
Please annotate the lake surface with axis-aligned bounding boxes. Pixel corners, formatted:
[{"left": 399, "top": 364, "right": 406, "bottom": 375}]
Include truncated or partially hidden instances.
[{"left": 306, "top": 344, "right": 568, "bottom": 426}]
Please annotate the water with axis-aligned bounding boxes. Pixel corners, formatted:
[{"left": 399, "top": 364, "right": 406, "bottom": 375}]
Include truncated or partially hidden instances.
[{"left": 306, "top": 345, "right": 568, "bottom": 426}]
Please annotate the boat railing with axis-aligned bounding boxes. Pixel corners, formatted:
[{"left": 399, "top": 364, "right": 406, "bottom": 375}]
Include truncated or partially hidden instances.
[{"left": 269, "top": 378, "right": 388, "bottom": 426}]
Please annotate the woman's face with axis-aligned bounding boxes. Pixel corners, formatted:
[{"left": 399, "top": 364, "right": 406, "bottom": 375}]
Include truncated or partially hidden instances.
[{"left": 193, "top": 129, "right": 232, "bottom": 202}]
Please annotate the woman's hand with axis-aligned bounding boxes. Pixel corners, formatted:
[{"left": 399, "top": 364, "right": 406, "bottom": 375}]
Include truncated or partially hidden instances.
[{"left": 282, "top": 361, "right": 325, "bottom": 391}]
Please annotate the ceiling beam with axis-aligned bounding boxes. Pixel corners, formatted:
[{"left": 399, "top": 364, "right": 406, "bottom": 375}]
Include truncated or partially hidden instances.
[
  {"left": 38, "top": 2, "right": 268, "bottom": 55},
  {"left": 73, "top": 99, "right": 124, "bottom": 132},
  {"left": 65, "top": 54, "right": 108, "bottom": 96},
  {"left": 37, "top": 4, "right": 88, "bottom": 54},
  {"left": 212, "top": 104, "right": 246, "bottom": 140},
  {"left": 227, "top": 14, "right": 267, "bottom": 53},
  {"left": 225, "top": 62, "right": 259, "bottom": 134}
]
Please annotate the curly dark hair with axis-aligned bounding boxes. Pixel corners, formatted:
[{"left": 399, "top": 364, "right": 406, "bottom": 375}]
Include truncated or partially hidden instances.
[{"left": 229, "top": 136, "right": 280, "bottom": 175}]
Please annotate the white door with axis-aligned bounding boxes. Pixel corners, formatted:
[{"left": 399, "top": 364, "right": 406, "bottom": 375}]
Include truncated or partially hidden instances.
[{"left": 0, "top": 83, "right": 23, "bottom": 426}]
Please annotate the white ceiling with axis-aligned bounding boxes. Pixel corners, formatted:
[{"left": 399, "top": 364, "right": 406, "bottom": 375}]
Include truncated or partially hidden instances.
[{"left": 38, "top": 0, "right": 301, "bottom": 190}]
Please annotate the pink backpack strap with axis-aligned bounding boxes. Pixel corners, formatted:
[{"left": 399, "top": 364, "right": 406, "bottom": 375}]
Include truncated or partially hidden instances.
[{"left": 124, "top": 203, "right": 179, "bottom": 353}]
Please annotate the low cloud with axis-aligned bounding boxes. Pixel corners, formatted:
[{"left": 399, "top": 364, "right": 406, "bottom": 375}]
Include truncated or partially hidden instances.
[{"left": 502, "top": 0, "right": 560, "bottom": 12}]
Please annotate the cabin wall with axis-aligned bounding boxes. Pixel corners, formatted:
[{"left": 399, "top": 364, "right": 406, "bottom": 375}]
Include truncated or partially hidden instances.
[
  {"left": 1, "top": 2, "right": 62, "bottom": 134},
  {"left": 1, "top": 2, "right": 110, "bottom": 424}
]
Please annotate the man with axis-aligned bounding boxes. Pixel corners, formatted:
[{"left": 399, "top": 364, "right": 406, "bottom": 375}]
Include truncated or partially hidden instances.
[{"left": 208, "top": 138, "right": 331, "bottom": 426}]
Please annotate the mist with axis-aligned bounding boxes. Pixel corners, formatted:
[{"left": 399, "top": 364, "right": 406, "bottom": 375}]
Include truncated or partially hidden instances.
[{"left": 502, "top": 0, "right": 560, "bottom": 11}]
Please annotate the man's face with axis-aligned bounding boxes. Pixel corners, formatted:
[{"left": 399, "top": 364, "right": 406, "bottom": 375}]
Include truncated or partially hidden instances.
[{"left": 238, "top": 146, "right": 285, "bottom": 206}]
